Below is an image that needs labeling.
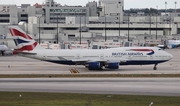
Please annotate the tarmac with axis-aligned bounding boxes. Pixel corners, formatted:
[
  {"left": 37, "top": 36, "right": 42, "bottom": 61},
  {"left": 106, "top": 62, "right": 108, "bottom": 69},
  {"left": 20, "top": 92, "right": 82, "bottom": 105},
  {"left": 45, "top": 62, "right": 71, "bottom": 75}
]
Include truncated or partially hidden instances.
[
  {"left": 0, "top": 78, "right": 180, "bottom": 96},
  {"left": 0, "top": 49, "right": 179, "bottom": 75},
  {"left": 0, "top": 49, "right": 180, "bottom": 96}
]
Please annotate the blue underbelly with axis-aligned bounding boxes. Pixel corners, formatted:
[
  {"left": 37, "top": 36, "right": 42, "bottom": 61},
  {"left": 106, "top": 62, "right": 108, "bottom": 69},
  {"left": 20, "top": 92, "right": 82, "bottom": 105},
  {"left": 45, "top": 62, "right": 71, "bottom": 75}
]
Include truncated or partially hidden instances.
[
  {"left": 46, "top": 60, "right": 167, "bottom": 65},
  {"left": 120, "top": 60, "right": 167, "bottom": 65},
  {"left": 46, "top": 60, "right": 76, "bottom": 65}
]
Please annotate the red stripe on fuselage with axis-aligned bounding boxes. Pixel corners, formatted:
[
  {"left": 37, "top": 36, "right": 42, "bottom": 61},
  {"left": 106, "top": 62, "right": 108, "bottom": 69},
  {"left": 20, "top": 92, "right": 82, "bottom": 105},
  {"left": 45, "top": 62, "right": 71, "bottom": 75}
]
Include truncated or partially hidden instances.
[
  {"left": 130, "top": 49, "right": 153, "bottom": 52},
  {"left": 9, "top": 28, "right": 32, "bottom": 40}
]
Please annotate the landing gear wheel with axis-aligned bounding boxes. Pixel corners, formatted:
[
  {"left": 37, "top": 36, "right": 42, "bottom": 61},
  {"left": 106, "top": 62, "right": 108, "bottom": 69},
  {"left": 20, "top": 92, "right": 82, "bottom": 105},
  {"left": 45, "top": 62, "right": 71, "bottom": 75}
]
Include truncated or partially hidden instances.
[{"left": 153, "top": 67, "right": 157, "bottom": 70}]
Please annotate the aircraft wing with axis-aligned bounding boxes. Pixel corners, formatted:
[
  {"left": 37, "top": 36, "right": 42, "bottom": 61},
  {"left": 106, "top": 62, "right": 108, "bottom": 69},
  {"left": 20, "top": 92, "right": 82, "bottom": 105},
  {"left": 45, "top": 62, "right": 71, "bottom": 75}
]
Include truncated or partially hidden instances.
[{"left": 71, "top": 58, "right": 127, "bottom": 65}]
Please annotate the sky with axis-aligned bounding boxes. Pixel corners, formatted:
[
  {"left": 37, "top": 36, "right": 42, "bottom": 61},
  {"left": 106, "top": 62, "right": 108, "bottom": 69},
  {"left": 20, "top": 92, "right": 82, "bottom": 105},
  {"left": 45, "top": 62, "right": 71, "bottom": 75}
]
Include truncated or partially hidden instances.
[{"left": 0, "top": 0, "right": 179, "bottom": 9}]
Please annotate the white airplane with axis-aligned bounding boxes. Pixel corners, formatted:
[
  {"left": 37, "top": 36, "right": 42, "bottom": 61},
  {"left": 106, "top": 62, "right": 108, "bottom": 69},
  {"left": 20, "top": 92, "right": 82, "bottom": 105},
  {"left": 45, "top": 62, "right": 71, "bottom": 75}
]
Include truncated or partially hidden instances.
[
  {"left": 8, "top": 26, "right": 173, "bottom": 70},
  {"left": 167, "top": 40, "right": 180, "bottom": 49},
  {"left": 0, "top": 44, "right": 8, "bottom": 56}
]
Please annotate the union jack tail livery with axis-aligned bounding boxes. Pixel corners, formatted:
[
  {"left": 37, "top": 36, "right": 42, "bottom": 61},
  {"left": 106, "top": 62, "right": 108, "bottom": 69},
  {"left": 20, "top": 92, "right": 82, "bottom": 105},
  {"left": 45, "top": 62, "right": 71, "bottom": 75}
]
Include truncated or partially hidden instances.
[{"left": 9, "top": 26, "right": 44, "bottom": 52}]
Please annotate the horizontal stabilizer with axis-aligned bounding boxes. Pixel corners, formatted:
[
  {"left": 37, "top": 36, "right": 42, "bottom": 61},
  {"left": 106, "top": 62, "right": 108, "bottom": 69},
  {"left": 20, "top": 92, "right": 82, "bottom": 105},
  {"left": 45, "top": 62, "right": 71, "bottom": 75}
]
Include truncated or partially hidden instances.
[{"left": 13, "top": 51, "right": 37, "bottom": 55}]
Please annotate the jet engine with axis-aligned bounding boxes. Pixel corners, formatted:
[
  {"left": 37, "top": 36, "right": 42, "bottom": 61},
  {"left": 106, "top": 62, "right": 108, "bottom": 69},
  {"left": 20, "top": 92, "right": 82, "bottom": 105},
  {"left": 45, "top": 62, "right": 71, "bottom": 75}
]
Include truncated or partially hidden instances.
[
  {"left": 105, "top": 62, "right": 119, "bottom": 69},
  {"left": 86, "top": 62, "right": 101, "bottom": 70}
]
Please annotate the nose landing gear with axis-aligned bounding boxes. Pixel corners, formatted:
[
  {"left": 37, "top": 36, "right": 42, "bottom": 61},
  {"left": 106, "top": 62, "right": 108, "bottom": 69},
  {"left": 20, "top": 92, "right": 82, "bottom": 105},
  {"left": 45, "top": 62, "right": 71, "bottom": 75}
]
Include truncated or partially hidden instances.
[{"left": 153, "top": 64, "right": 158, "bottom": 70}]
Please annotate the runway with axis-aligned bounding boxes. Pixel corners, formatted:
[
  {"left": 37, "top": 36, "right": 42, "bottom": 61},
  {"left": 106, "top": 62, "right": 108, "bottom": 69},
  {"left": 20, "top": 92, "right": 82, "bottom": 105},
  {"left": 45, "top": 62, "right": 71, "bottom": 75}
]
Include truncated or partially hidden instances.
[
  {"left": 0, "top": 78, "right": 180, "bottom": 96},
  {"left": 0, "top": 49, "right": 180, "bottom": 74}
]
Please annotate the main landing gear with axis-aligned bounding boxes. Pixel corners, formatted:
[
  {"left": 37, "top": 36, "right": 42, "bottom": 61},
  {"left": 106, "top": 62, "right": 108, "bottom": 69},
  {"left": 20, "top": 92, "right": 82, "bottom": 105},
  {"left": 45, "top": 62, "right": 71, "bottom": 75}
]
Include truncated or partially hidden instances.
[
  {"left": 1, "top": 51, "right": 5, "bottom": 56},
  {"left": 153, "top": 64, "right": 158, "bottom": 70}
]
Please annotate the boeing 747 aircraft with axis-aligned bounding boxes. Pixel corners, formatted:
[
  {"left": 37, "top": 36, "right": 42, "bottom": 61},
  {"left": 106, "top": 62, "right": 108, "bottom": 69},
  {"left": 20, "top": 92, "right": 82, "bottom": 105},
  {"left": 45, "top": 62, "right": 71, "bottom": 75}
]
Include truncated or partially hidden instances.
[{"left": 8, "top": 26, "right": 173, "bottom": 70}]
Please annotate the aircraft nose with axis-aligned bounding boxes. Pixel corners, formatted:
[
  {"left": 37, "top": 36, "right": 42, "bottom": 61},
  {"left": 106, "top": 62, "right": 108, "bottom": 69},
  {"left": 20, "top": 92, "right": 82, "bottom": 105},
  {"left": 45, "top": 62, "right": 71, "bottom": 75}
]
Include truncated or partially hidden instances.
[{"left": 168, "top": 53, "right": 173, "bottom": 60}]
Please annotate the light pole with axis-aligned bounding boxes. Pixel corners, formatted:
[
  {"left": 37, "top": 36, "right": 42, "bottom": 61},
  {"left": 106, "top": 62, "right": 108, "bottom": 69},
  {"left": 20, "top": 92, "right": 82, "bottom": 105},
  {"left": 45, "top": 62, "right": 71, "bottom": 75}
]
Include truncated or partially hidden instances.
[
  {"left": 118, "top": 3, "right": 121, "bottom": 46},
  {"left": 165, "top": 1, "right": 170, "bottom": 36},
  {"left": 165, "top": 1, "right": 167, "bottom": 23},
  {"left": 80, "top": 15, "right": 82, "bottom": 45},
  {"left": 36, "top": 16, "right": 42, "bottom": 44},
  {"left": 119, "top": 13, "right": 121, "bottom": 46},
  {"left": 56, "top": 11, "right": 59, "bottom": 44},
  {"left": 149, "top": 8, "right": 151, "bottom": 36},
  {"left": 105, "top": 14, "right": 107, "bottom": 42},
  {"left": 156, "top": 6, "right": 158, "bottom": 40},
  {"left": 169, "top": 12, "right": 171, "bottom": 36},
  {"left": 165, "top": 1, "right": 167, "bottom": 14},
  {"left": 104, "top": 5, "right": 107, "bottom": 42},
  {"left": 128, "top": 13, "right": 130, "bottom": 42},
  {"left": 175, "top": 1, "right": 177, "bottom": 16},
  {"left": 84, "top": 9, "right": 86, "bottom": 26}
]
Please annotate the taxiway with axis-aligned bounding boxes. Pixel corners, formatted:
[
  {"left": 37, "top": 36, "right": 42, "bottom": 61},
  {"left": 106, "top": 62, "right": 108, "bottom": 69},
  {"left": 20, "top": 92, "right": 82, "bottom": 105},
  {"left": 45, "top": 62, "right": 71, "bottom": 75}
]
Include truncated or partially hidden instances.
[{"left": 0, "top": 49, "right": 180, "bottom": 96}]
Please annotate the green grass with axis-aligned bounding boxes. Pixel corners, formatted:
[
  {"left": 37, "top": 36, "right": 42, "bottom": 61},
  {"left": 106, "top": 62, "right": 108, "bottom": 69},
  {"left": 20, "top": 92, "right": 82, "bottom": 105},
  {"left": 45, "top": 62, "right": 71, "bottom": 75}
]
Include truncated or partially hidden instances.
[
  {"left": 0, "top": 74, "right": 180, "bottom": 78},
  {"left": 0, "top": 92, "right": 180, "bottom": 106}
]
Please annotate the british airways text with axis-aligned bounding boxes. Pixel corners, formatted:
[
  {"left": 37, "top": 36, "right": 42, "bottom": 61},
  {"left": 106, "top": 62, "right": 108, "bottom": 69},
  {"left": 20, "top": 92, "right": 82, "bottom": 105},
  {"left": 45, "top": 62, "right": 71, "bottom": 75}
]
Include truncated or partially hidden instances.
[{"left": 112, "top": 52, "right": 143, "bottom": 56}]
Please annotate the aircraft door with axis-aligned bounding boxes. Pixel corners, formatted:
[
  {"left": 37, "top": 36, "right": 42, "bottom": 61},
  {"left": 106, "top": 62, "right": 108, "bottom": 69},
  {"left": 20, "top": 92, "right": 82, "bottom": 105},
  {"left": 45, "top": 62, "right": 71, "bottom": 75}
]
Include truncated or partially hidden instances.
[
  {"left": 128, "top": 56, "right": 132, "bottom": 60},
  {"left": 77, "top": 54, "right": 80, "bottom": 59},
  {"left": 150, "top": 55, "right": 153, "bottom": 60},
  {"left": 100, "top": 54, "right": 104, "bottom": 60},
  {"left": 43, "top": 54, "right": 47, "bottom": 60}
]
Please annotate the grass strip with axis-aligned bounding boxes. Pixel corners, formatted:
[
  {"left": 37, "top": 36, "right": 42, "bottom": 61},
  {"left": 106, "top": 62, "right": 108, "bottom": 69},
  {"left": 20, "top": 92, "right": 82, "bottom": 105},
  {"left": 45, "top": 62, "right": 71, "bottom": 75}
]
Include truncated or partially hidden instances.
[{"left": 0, "top": 92, "right": 180, "bottom": 106}]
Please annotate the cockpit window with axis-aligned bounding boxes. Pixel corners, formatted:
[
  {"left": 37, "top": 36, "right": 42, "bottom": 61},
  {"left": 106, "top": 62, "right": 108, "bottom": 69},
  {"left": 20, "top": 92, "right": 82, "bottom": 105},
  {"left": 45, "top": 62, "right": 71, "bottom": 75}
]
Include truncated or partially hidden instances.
[{"left": 158, "top": 49, "right": 162, "bottom": 50}]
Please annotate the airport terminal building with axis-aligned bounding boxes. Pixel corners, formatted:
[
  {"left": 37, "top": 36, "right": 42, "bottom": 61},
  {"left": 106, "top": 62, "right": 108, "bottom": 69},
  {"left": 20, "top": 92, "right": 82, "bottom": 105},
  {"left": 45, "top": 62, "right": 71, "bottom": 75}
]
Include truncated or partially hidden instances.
[{"left": 0, "top": 0, "right": 180, "bottom": 46}]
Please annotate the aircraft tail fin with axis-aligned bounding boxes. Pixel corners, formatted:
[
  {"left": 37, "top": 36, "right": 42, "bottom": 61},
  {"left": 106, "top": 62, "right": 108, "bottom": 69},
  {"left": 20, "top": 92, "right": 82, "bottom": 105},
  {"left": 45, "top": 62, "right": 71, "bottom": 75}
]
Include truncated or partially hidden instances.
[{"left": 8, "top": 26, "right": 44, "bottom": 52}]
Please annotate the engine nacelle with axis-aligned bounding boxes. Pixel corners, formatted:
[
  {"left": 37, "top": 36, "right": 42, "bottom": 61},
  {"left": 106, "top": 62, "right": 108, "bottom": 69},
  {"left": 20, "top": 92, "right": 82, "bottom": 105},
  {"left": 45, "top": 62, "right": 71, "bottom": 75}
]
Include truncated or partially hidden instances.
[
  {"left": 86, "top": 62, "right": 101, "bottom": 70},
  {"left": 105, "top": 62, "right": 119, "bottom": 69}
]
